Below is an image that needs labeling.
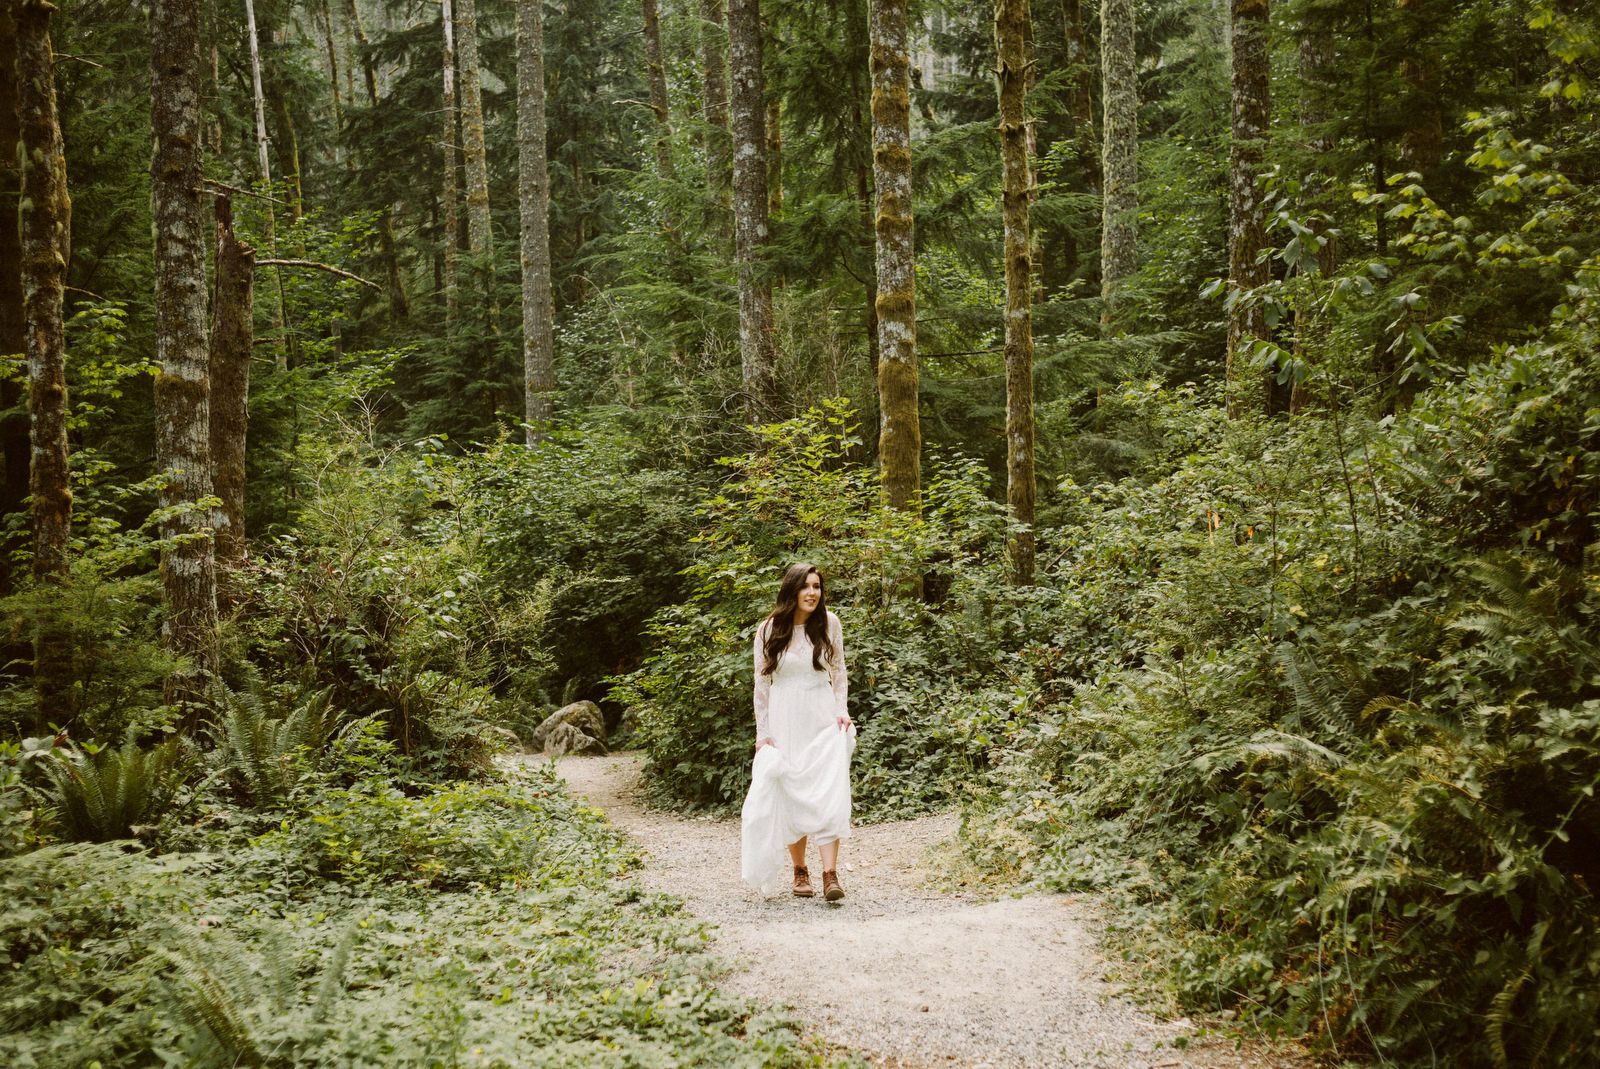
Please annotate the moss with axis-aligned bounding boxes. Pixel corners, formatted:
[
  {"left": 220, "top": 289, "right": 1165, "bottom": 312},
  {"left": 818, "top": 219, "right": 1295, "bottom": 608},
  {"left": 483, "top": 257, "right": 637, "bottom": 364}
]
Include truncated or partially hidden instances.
[{"left": 875, "top": 290, "right": 915, "bottom": 324}]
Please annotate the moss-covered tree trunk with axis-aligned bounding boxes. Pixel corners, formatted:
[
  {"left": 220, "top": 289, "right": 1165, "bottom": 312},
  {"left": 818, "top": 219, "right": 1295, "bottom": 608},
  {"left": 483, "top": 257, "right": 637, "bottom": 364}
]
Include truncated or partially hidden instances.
[
  {"left": 0, "top": 0, "right": 31, "bottom": 596},
  {"left": 151, "top": 0, "right": 221, "bottom": 705},
  {"left": 242, "top": 0, "right": 286, "bottom": 367},
  {"left": 441, "top": 0, "right": 460, "bottom": 322},
  {"left": 643, "top": 0, "right": 676, "bottom": 189},
  {"left": 18, "top": 0, "right": 71, "bottom": 585},
  {"left": 209, "top": 198, "right": 254, "bottom": 585},
  {"left": 1292, "top": 22, "right": 1337, "bottom": 414},
  {"left": 346, "top": 0, "right": 409, "bottom": 319},
  {"left": 766, "top": 95, "right": 782, "bottom": 220},
  {"left": 700, "top": 0, "right": 730, "bottom": 208},
  {"left": 869, "top": 0, "right": 919, "bottom": 516},
  {"left": 456, "top": 0, "right": 493, "bottom": 292},
  {"left": 996, "top": 0, "right": 1035, "bottom": 586},
  {"left": 519, "top": 0, "right": 555, "bottom": 442},
  {"left": 1098, "top": 0, "right": 1137, "bottom": 322},
  {"left": 1226, "top": 0, "right": 1271, "bottom": 418},
  {"left": 728, "top": 0, "right": 778, "bottom": 425}
]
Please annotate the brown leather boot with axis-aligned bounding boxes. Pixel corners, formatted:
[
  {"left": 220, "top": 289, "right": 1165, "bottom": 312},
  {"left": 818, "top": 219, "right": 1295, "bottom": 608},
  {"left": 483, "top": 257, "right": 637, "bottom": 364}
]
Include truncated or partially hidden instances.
[
  {"left": 822, "top": 869, "right": 844, "bottom": 902},
  {"left": 792, "top": 865, "right": 814, "bottom": 897}
]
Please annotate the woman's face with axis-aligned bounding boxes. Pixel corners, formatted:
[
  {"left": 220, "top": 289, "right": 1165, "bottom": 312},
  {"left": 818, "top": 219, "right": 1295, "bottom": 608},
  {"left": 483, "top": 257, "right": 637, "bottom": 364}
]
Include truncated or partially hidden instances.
[{"left": 798, "top": 572, "right": 822, "bottom": 615}]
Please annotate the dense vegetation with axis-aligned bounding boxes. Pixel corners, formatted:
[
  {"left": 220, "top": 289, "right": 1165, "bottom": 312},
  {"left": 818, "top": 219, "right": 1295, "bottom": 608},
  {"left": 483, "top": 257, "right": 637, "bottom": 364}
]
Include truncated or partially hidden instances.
[{"left": 3, "top": 0, "right": 1598, "bottom": 1065}]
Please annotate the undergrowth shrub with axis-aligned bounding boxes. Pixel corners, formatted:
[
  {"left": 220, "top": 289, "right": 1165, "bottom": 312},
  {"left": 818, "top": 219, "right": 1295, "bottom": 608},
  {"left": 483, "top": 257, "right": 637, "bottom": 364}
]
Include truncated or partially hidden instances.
[
  {"left": 38, "top": 731, "right": 205, "bottom": 842},
  {"left": 616, "top": 402, "right": 1060, "bottom": 817},
  {"left": 959, "top": 339, "right": 1600, "bottom": 1065}
]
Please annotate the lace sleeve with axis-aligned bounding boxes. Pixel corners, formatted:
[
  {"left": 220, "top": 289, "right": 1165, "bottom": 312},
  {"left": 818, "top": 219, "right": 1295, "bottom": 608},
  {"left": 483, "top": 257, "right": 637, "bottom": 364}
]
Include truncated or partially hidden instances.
[
  {"left": 829, "top": 612, "right": 849, "bottom": 720},
  {"left": 753, "top": 619, "right": 771, "bottom": 742}
]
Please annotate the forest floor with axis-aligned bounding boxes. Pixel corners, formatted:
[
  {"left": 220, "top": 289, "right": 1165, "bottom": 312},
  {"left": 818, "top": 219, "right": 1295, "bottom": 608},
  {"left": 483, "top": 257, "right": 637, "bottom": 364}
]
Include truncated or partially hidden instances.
[{"left": 537, "top": 752, "right": 1313, "bottom": 1069}]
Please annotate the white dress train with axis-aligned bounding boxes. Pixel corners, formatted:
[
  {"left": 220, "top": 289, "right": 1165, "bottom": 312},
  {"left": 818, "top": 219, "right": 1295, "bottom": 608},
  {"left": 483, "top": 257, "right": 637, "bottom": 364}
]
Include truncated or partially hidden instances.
[{"left": 740, "top": 611, "right": 856, "bottom": 896}]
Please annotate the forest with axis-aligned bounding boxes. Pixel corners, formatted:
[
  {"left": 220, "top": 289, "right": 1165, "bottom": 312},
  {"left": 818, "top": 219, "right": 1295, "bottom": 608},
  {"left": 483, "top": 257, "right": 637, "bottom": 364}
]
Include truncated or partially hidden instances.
[{"left": 1, "top": 0, "right": 1598, "bottom": 1063}]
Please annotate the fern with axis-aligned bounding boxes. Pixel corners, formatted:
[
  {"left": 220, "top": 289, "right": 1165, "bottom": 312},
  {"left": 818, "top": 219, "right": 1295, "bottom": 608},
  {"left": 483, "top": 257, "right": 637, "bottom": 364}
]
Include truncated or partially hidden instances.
[
  {"left": 215, "top": 687, "right": 345, "bottom": 807},
  {"left": 39, "top": 732, "right": 199, "bottom": 841}
]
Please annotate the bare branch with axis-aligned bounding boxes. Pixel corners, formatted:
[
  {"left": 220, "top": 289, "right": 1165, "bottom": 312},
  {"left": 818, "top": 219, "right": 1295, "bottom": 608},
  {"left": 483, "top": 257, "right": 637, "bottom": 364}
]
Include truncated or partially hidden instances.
[{"left": 255, "top": 259, "right": 383, "bottom": 290}]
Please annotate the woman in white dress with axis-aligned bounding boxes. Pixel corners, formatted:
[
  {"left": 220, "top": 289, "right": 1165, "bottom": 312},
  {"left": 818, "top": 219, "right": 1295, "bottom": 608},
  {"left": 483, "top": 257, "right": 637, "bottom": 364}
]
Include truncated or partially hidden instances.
[{"left": 740, "top": 563, "right": 856, "bottom": 901}]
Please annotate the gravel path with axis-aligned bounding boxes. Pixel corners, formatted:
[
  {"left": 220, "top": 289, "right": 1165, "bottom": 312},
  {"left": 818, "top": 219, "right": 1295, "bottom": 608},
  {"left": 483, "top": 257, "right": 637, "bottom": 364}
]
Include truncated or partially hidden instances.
[{"left": 542, "top": 753, "right": 1310, "bottom": 1069}]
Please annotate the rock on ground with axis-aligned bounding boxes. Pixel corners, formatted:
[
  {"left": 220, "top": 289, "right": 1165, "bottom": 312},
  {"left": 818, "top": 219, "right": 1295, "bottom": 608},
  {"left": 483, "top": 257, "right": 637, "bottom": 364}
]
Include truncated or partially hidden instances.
[
  {"left": 539, "top": 752, "right": 1312, "bottom": 1069},
  {"left": 529, "top": 700, "right": 607, "bottom": 756}
]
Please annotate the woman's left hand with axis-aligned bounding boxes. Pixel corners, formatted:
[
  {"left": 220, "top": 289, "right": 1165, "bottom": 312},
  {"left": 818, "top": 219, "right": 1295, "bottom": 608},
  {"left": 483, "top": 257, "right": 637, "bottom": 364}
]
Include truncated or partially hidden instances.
[{"left": 836, "top": 716, "right": 853, "bottom": 731}]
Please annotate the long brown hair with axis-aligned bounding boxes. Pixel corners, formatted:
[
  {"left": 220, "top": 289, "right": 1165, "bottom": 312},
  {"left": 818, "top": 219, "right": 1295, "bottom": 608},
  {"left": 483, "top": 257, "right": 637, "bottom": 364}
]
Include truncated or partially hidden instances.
[{"left": 760, "top": 563, "right": 836, "bottom": 676}]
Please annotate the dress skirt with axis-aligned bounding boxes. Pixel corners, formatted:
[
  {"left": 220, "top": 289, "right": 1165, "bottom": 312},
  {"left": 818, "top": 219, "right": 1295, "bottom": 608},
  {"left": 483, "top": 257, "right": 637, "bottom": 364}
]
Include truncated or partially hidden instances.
[{"left": 740, "top": 646, "right": 856, "bottom": 896}]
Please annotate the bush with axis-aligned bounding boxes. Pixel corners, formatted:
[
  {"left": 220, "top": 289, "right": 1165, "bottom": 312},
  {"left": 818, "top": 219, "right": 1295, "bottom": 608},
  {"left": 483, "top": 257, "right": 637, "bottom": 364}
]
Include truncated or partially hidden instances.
[
  {"left": 37, "top": 730, "right": 204, "bottom": 842},
  {"left": 616, "top": 402, "right": 1052, "bottom": 816}
]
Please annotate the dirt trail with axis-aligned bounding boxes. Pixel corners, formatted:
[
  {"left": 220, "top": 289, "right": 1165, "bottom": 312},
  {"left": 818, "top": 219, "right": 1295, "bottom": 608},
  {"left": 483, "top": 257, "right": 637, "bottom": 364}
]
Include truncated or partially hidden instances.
[{"left": 542, "top": 753, "right": 1308, "bottom": 1069}]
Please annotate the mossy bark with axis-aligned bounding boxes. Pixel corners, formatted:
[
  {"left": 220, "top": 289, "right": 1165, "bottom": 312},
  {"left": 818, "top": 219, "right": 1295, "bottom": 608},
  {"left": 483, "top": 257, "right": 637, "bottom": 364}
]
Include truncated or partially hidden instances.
[
  {"left": 441, "top": 0, "right": 461, "bottom": 322},
  {"left": 519, "top": 0, "right": 556, "bottom": 442},
  {"left": 18, "top": 0, "right": 71, "bottom": 585},
  {"left": 151, "top": 0, "right": 221, "bottom": 705},
  {"left": 209, "top": 200, "right": 254, "bottom": 585},
  {"left": 700, "top": 0, "right": 731, "bottom": 211},
  {"left": 346, "top": 0, "right": 409, "bottom": 319},
  {"left": 456, "top": 0, "right": 495, "bottom": 307},
  {"left": 1226, "top": 0, "right": 1271, "bottom": 418},
  {"left": 643, "top": 0, "right": 677, "bottom": 192},
  {"left": 728, "top": 0, "right": 778, "bottom": 425},
  {"left": 1099, "top": 0, "right": 1137, "bottom": 323},
  {"left": 996, "top": 0, "right": 1035, "bottom": 585},
  {"left": 870, "top": 0, "right": 919, "bottom": 521},
  {"left": 0, "top": 0, "right": 32, "bottom": 596}
]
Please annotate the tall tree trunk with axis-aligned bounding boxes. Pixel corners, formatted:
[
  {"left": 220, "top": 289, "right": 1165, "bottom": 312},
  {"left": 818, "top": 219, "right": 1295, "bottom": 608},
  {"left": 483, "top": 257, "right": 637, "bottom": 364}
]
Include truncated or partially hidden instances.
[
  {"left": 642, "top": 0, "right": 676, "bottom": 187},
  {"left": 151, "top": 0, "right": 221, "bottom": 705},
  {"left": 318, "top": 0, "right": 342, "bottom": 164},
  {"left": 209, "top": 196, "right": 253, "bottom": 586},
  {"left": 1061, "top": 0, "right": 1093, "bottom": 147},
  {"left": 700, "top": 0, "right": 731, "bottom": 207},
  {"left": 17, "top": 0, "right": 71, "bottom": 585},
  {"left": 870, "top": 0, "right": 919, "bottom": 516},
  {"left": 854, "top": 107, "right": 879, "bottom": 387},
  {"left": 1396, "top": 0, "right": 1442, "bottom": 171},
  {"left": 519, "top": 0, "right": 555, "bottom": 443},
  {"left": 1292, "top": 23, "right": 1337, "bottom": 414},
  {"left": 345, "top": 0, "right": 409, "bottom": 319},
  {"left": 0, "top": 0, "right": 31, "bottom": 597},
  {"left": 1226, "top": 0, "right": 1271, "bottom": 418},
  {"left": 456, "top": 0, "right": 492, "bottom": 274},
  {"left": 1099, "top": 0, "right": 1137, "bottom": 323},
  {"left": 441, "top": 0, "right": 460, "bottom": 320},
  {"left": 727, "top": 0, "right": 777, "bottom": 424},
  {"left": 243, "top": 0, "right": 287, "bottom": 366},
  {"left": 996, "top": 0, "right": 1035, "bottom": 585},
  {"left": 766, "top": 96, "right": 783, "bottom": 219}
]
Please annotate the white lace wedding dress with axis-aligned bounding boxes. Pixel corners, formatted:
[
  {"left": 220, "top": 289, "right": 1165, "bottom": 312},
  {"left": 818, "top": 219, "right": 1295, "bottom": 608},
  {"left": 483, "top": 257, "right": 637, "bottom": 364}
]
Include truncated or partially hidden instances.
[{"left": 740, "top": 611, "right": 856, "bottom": 896}]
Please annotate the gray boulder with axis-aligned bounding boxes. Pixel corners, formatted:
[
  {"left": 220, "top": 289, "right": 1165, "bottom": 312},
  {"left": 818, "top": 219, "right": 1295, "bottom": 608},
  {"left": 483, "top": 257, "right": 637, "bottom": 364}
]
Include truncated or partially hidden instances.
[{"left": 530, "top": 700, "right": 607, "bottom": 756}]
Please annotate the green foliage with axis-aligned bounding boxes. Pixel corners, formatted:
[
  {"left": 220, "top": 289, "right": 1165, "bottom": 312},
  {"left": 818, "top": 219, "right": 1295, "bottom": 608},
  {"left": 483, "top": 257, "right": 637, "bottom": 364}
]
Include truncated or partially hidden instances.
[
  {"left": 0, "top": 760, "right": 832, "bottom": 1069},
  {"left": 617, "top": 403, "right": 1043, "bottom": 816},
  {"left": 38, "top": 731, "right": 204, "bottom": 843}
]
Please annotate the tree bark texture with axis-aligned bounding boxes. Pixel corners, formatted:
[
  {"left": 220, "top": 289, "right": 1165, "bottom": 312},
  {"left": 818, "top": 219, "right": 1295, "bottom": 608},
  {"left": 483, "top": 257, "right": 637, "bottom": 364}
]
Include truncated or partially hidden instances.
[
  {"left": 642, "top": 0, "right": 676, "bottom": 184},
  {"left": 1226, "top": 0, "right": 1270, "bottom": 418},
  {"left": 519, "top": 0, "right": 556, "bottom": 442},
  {"left": 996, "top": 0, "right": 1035, "bottom": 586},
  {"left": 1292, "top": 24, "right": 1338, "bottom": 414},
  {"left": 441, "top": 0, "right": 460, "bottom": 320},
  {"left": 0, "top": 0, "right": 32, "bottom": 595},
  {"left": 727, "top": 0, "right": 778, "bottom": 425},
  {"left": 869, "top": 0, "right": 919, "bottom": 515},
  {"left": 150, "top": 0, "right": 221, "bottom": 701},
  {"left": 17, "top": 0, "right": 71, "bottom": 583},
  {"left": 1396, "top": 0, "right": 1442, "bottom": 171},
  {"left": 1098, "top": 0, "right": 1137, "bottom": 318},
  {"left": 209, "top": 199, "right": 254, "bottom": 579},
  {"left": 700, "top": 0, "right": 731, "bottom": 204},
  {"left": 1061, "top": 0, "right": 1093, "bottom": 151},
  {"left": 766, "top": 96, "right": 782, "bottom": 219},
  {"left": 456, "top": 0, "right": 493, "bottom": 271},
  {"left": 345, "top": 0, "right": 409, "bottom": 319}
]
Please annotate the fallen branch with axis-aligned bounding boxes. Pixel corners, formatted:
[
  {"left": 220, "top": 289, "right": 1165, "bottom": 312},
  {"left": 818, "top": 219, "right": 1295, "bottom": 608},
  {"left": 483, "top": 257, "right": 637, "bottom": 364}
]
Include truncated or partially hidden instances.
[
  {"left": 203, "top": 178, "right": 286, "bottom": 205},
  {"left": 255, "top": 259, "right": 382, "bottom": 291}
]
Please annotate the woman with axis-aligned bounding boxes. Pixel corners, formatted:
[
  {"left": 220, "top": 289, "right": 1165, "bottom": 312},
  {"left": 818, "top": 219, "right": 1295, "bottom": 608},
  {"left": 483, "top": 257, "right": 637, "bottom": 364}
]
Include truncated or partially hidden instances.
[{"left": 740, "top": 563, "right": 856, "bottom": 901}]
